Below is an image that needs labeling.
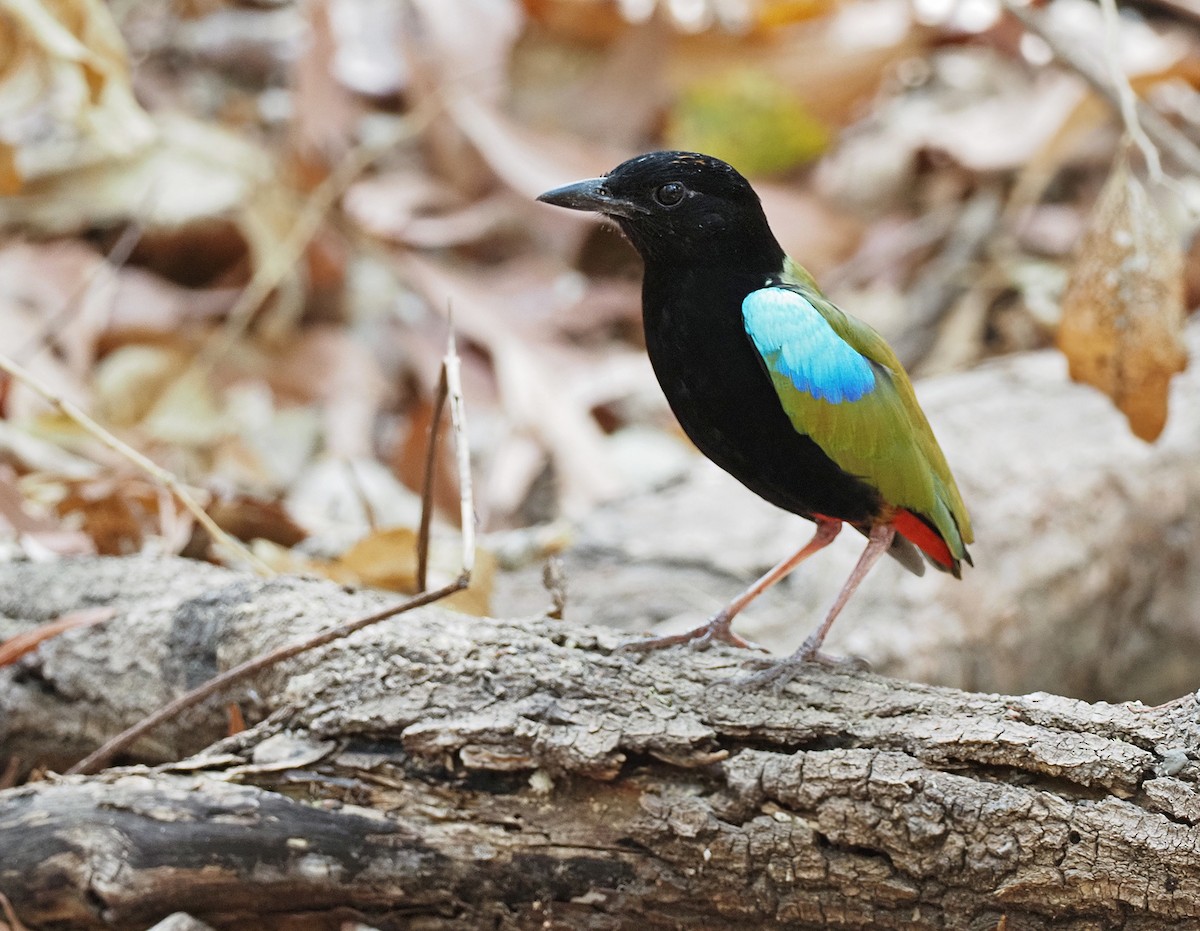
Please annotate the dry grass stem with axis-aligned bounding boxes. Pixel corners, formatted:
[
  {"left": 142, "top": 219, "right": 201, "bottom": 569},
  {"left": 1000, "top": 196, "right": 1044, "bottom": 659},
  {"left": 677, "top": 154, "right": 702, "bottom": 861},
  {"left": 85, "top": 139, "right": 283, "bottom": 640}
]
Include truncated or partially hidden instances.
[
  {"left": 1098, "top": 0, "right": 1163, "bottom": 183},
  {"left": 445, "top": 328, "right": 476, "bottom": 578},
  {"left": 417, "top": 363, "right": 449, "bottom": 592}
]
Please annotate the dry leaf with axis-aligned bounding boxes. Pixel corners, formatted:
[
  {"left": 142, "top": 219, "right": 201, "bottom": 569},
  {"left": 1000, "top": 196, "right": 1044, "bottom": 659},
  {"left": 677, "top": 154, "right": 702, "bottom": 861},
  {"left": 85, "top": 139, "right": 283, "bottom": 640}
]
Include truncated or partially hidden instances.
[
  {"left": 253, "top": 528, "right": 495, "bottom": 615},
  {"left": 49, "top": 475, "right": 193, "bottom": 555},
  {"left": 92, "top": 344, "right": 192, "bottom": 427},
  {"left": 1058, "top": 155, "right": 1188, "bottom": 442},
  {"left": 406, "top": 0, "right": 521, "bottom": 105},
  {"left": 286, "top": 457, "right": 422, "bottom": 537},
  {"left": 207, "top": 494, "right": 308, "bottom": 548},
  {"left": 334, "top": 526, "right": 420, "bottom": 592},
  {"left": 265, "top": 327, "right": 386, "bottom": 460},
  {"left": 0, "top": 0, "right": 156, "bottom": 188},
  {"left": 0, "top": 112, "right": 273, "bottom": 234},
  {"left": 226, "top": 703, "right": 247, "bottom": 737},
  {"left": 0, "top": 605, "right": 114, "bottom": 666},
  {"left": 446, "top": 92, "right": 623, "bottom": 200}
]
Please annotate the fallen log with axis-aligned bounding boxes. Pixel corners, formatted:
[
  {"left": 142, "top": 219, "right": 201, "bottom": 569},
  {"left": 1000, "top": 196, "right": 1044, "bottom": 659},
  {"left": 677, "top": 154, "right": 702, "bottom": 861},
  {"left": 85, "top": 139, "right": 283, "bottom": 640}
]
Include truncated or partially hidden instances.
[{"left": 1, "top": 556, "right": 1199, "bottom": 930}]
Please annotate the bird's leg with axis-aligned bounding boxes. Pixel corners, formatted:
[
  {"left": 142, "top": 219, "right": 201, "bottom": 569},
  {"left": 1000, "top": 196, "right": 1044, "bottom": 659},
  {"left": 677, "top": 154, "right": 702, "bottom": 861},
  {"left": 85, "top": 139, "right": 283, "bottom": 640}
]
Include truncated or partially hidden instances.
[
  {"left": 737, "top": 523, "right": 896, "bottom": 688},
  {"left": 618, "top": 518, "right": 842, "bottom": 653}
]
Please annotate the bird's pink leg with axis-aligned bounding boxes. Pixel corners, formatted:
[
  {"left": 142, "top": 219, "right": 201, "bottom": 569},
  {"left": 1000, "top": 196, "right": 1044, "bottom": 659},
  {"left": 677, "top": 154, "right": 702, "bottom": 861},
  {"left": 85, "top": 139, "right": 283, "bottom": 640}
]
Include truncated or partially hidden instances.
[
  {"left": 618, "top": 517, "right": 842, "bottom": 653},
  {"left": 738, "top": 522, "right": 896, "bottom": 687}
]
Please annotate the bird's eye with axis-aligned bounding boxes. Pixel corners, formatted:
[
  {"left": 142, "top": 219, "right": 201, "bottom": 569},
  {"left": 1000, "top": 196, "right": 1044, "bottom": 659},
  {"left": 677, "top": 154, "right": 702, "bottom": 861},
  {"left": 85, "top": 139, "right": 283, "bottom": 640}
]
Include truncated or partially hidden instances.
[{"left": 654, "top": 182, "right": 685, "bottom": 207}]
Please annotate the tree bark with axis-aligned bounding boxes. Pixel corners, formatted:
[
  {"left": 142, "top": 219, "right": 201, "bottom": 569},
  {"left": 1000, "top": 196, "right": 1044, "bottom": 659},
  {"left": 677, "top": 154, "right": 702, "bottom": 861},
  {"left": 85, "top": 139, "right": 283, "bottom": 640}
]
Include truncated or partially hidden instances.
[{"left": 2, "top": 556, "right": 1200, "bottom": 930}]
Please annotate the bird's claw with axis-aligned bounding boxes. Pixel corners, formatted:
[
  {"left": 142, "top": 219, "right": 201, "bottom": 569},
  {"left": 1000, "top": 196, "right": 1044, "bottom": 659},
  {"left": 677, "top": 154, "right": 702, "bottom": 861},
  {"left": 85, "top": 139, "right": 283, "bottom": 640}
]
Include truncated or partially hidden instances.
[
  {"left": 615, "top": 614, "right": 766, "bottom": 654},
  {"left": 731, "top": 646, "right": 869, "bottom": 690},
  {"left": 731, "top": 657, "right": 808, "bottom": 691}
]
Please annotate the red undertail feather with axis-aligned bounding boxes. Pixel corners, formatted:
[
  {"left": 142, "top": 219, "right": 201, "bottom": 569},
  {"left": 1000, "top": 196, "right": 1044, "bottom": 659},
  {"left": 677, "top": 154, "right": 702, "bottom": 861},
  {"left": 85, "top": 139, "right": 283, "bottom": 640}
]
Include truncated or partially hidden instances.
[{"left": 892, "top": 509, "right": 954, "bottom": 571}]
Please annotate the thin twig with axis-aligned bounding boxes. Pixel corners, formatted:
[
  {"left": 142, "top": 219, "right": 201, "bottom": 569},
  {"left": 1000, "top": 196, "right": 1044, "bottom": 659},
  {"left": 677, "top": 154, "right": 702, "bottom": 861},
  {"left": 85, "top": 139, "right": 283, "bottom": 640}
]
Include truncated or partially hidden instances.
[
  {"left": 66, "top": 328, "right": 477, "bottom": 776},
  {"left": 343, "top": 458, "right": 381, "bottom": 533},
  {"left": 1098, "top": 0, "right": 1163, "bottom": 182},
  {"left": 1004, "top": 1, "right": 1200, "bottom": 179},
  {"left": 0, "top": 352, "right": 273, "bottom": 575},
  {"left": 417, "top": 363, "right": 449, "bottom": 592},
  {"left": 444, "top": 327, "right": 476, "bottom": 578},
  {"left": 64, "top": 579, "right": 467, "bottom": 776}
]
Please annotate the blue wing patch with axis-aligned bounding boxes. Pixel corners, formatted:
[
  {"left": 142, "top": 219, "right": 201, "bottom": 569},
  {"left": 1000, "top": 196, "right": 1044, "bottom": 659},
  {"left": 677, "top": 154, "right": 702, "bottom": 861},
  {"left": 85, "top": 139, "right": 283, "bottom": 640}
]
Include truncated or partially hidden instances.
[{"left": 742, "top": 287, "right": 876, "bottom": 403}]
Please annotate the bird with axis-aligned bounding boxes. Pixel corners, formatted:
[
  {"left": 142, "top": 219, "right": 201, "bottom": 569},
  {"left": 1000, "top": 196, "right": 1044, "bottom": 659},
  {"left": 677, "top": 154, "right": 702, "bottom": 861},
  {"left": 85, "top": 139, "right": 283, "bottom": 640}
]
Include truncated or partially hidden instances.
[{"left": 537, "top": 151, "right": 972, "bottom": 684}]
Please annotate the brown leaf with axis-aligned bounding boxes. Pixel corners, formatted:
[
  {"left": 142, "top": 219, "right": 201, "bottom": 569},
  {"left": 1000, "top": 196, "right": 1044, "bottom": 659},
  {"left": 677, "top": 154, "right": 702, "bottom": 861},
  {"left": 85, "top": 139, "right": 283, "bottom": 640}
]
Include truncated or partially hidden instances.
[
  {"left": 207, "top": 494, "right": 308, "bottom": 548},
  {"left": 52, "top": 475, "right": 193, "bottom": 555},
  {"left": 226, "top": 703, "right": 247, "bottom": 737},
  {"left": 334, "top": 526, "right": 420, "bottom": 593},
  {"left": 0, "top": 0, "right": 156, "bottom": 189},
  {"left": 0, "top": 606, "right": 115, "bottom": 667},
  {"left": 253, "top": 528, "right": 494, "bottom": 615},
  {"left": 1058, "top": 155, "right": 1188, "bottom": 442}
]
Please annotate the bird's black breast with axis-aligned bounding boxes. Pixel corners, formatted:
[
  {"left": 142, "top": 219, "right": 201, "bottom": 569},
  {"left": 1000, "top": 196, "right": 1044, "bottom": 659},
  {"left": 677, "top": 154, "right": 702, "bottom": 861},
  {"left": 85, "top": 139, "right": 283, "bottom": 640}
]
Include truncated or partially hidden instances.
[{"left": 641, "top": 266, "right": 883, "bottom": 524}]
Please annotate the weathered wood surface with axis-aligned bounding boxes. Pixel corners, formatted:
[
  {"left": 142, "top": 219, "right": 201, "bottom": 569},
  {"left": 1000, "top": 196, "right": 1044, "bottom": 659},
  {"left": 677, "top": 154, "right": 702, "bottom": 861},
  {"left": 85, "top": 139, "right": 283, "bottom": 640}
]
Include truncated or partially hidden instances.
[
  {"left": 2, "top": 556, "right": 1200, "bottom": 930},
  {"left": 495, "top": 324, "right": 1200, "bottom": 704}
]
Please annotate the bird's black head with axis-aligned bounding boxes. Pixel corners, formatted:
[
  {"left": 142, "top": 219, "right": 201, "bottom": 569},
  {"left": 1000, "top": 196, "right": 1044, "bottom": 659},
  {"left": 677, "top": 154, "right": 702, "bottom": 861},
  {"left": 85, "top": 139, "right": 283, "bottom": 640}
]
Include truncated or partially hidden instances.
[{"left": 537, "top": 151, "right": 785, "bottom": 272}]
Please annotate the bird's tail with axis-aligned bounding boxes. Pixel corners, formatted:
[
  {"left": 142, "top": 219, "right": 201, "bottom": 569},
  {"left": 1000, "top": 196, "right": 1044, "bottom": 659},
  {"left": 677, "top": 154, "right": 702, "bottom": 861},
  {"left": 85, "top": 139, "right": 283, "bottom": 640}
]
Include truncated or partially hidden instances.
[
  {"left": 893, "top": 508, "right": 970, "bottom": 578},
  {"left": 886, "top": 532, "right": 925, "bottom": 577}
]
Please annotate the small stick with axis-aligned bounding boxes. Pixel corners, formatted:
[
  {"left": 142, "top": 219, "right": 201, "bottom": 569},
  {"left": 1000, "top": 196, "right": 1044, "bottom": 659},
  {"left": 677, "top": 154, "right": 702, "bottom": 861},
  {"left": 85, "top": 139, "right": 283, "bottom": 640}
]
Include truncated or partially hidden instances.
[
  {"left": 0, "top": 352, "right": 273, "bottom": 575},
  {"left": 343, "top": 458, "right": 381, "bottom": 533},
  {"left": 0, "top": 607, "right": 116, "bottom": 667},
  {"left": 1097, "top": 0, "right": 1163, "bottom": 183},
  {"left": 444, "top": 328, "right": 476, "bottom": 578},
  {"left": 66, "top": 328, "right": 477, "bottom": 776},
  {"left": 416, "top": 364, "right": 449, "bottom": 592}
]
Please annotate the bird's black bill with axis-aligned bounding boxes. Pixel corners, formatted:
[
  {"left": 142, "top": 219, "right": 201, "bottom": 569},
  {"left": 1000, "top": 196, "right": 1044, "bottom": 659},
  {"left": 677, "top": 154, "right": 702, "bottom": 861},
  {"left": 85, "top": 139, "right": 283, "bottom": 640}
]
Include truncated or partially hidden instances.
[{"left": 536, "top": 178, "right": 646, "bottom": 219}]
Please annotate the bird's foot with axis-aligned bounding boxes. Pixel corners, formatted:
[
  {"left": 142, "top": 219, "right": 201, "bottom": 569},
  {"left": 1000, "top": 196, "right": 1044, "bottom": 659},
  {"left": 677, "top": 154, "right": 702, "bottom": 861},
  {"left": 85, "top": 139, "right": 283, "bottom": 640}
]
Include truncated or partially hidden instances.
[
  {"left": 732, "top": 636, "right": 869, "bottom": 690},
  {"left": 616, "top": 612, "right": 763, "bottom": 654}
]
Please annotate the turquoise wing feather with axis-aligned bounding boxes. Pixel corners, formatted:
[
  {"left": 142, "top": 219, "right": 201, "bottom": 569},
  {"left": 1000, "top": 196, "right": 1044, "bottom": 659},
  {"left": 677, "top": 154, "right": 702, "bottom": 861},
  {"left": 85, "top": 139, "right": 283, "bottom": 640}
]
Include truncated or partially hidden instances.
[{"left": 742, "top": 266, "right": 973, "bottom": 563}]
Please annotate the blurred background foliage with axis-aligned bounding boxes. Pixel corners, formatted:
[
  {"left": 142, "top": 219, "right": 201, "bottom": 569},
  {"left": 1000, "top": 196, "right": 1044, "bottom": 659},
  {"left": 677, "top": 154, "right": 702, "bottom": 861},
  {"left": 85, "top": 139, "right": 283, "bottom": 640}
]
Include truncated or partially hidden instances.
[{"left": 0, "top": 0, "right": 1195, "bottom": 613}]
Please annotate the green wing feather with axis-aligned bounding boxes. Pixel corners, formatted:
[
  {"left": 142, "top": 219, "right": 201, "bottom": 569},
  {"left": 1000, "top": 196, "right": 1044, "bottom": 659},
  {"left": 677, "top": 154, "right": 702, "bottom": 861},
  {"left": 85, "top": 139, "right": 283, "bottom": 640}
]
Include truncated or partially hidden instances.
[{"left": 764, "top": 258, "right": 974, "bottom": 559}]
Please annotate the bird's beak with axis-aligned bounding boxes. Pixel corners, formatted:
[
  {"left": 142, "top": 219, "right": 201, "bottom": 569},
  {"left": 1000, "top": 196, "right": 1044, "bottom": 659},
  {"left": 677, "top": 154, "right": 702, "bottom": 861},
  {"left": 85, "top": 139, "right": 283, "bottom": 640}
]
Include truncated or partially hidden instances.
[{"left": 537, "top": 178, "right": 646, "bottom": 219}]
